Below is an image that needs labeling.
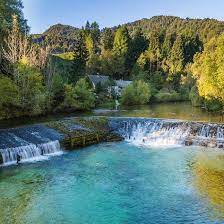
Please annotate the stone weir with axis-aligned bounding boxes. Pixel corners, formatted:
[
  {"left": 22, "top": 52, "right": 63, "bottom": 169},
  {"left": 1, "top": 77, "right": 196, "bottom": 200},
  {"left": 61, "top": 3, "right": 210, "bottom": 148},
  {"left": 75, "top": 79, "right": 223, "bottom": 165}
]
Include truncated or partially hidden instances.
[
  {"left": 0, "top": 117, "right": 122, "bottom": 166},
  {"left": 1, "top": 116, "right": 224, "bottom": 166},
  {"left": 108, "top": 117, "right": 224, "bottom": 148}
]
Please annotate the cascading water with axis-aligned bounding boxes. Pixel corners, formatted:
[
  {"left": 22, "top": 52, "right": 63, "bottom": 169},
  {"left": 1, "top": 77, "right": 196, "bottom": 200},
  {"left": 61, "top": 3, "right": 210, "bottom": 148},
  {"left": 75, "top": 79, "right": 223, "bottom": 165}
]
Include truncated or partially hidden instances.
[
  {"left": 109, "top": 118, "right": 224, "bottom": 148},
  {"left": 0, "top": 141, "right": 61, "bottom": 165},
  {"left": 0, "top": 125, "right": 63, "bottom": 165}
]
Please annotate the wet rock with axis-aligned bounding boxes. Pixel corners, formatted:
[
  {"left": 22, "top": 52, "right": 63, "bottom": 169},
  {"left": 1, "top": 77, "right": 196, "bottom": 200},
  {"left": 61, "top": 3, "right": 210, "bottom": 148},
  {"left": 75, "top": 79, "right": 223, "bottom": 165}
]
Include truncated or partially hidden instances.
[
  {"left": 0, "top": 154, "right": 3, "bottom": 165},
  {"left": 185, "top": 140, "right": 193, "bottom": 146}
]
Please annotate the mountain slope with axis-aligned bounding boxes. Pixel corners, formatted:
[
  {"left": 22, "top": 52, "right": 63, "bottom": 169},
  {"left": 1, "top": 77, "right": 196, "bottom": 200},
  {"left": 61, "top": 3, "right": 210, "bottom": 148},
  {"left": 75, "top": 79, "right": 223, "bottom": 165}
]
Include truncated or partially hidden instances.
[{"left": 33, "top": 16, "right": 224, "bottom": 53}]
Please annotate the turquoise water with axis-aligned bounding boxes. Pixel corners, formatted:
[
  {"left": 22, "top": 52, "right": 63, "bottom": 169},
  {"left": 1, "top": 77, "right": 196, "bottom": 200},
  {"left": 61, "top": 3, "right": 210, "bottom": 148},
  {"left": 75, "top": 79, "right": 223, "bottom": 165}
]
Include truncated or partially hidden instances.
[{"left": 1, "top": 142, "right": 224, "bottom": 224}]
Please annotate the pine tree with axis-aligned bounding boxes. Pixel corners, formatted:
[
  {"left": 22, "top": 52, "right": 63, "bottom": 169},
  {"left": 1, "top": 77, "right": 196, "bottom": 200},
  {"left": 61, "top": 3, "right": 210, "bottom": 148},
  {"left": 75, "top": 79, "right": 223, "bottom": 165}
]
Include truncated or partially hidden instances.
[
  {"left": 85, "top": 21, "right": 91, "bottom": 34},
  {"left": 126, "top": 28, "right": 148, "bottom": 74},
  {"left": 71, "top": 31, "right": 88, "bottom": 83},
  {"left": 169, "top": 35, "right": 185, "bottom": 75},
  {"left": 90, "top": 21, "right": 100, "bottom": 52},
  {"left": 100, "top": 28, "right": 114, "bottom": 51}
]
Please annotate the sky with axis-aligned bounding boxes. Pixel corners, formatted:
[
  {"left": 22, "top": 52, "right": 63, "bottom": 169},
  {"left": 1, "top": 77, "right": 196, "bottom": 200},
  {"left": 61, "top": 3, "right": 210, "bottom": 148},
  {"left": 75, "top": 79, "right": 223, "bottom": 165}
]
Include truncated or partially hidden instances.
[{"left": 23, "top": 0, "right": 224, "bottom": 34}]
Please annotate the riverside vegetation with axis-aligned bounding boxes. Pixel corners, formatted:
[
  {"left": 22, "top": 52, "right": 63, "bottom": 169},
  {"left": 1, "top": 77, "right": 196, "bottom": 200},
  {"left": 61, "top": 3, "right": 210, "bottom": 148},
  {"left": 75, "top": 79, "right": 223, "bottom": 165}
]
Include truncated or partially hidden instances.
[{"left": 1, "top": 1, "right": 224, "bottom": 121}]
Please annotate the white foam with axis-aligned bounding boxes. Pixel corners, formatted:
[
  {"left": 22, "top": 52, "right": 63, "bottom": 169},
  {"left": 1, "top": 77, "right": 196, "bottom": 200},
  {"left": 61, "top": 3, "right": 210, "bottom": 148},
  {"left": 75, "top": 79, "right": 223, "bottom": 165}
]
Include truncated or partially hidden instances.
[{"left": 0, "top": 140, "right": 63, "bottom": 166}]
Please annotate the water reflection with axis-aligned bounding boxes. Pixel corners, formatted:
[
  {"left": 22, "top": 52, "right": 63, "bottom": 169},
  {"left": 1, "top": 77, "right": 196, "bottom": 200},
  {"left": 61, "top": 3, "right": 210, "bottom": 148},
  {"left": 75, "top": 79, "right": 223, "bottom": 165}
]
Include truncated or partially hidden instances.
[
  {"left": 0, "top": 102, "right": 223, "bottom": 129},
  {"left": 95, "top": 102, "right": 223, "bottom": 123},
  {"left": 192, "top": 150, "right": 224, "bottom": 220}
]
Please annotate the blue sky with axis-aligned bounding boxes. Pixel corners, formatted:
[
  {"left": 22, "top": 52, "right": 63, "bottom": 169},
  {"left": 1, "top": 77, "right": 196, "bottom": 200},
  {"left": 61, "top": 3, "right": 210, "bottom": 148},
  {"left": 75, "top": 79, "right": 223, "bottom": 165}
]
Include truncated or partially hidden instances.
[{"left": 23, "top": 0, "right": 224, "bottom": 34}]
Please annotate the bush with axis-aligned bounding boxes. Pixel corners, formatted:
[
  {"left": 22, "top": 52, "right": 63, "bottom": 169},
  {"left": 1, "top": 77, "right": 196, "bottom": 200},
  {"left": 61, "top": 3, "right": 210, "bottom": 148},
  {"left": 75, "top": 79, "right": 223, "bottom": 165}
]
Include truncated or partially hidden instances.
[
  {"left": 121, "top": 80, "right": 151, "bottom": 106},
  {"left": 61, "top": 78, "right": 95, "bottom": 111},
  {"left": 189, "top": 86, "right": 202, "bottom": 107},
  {"left": 204, "top": 99, "right": 223, "bottom": 112},
  {"left": 73, "top": 78, "right": 95, "bottom": 110},
  {"left": 0, "top": 76, "right": 19, "bottom": 118},
  {"left": 154, "top": 89, "right": 183, "bottom": 102},
  {"left": 17, "top": 60, "right": 46, "bottom": 116}
]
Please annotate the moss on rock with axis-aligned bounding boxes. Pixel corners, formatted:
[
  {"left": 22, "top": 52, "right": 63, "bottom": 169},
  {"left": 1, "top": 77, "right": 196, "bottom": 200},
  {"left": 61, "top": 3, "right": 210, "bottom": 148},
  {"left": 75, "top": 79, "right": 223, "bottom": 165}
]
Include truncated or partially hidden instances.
[{"left": 46, "top": 117, "right": 123, "bottom": 150}]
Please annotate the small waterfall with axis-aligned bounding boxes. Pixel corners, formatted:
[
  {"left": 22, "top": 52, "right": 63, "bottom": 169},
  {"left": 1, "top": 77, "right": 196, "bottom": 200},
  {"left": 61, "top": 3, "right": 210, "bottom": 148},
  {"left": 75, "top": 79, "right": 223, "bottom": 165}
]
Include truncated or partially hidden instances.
[
  {"left": 0, "top": 140, "right": 62, "bottom": 165},
  {"left": 0, "top": 140, "right": 61, "bottom": 165},
  {"left": 38, "top": 141, "right": 61, "bottom": 155},
  {"left": 0, "top": 124, "right": 63, "bottom": 166},
  {"left": 109, "top": 118, "right": 224, "bottom": 148}
]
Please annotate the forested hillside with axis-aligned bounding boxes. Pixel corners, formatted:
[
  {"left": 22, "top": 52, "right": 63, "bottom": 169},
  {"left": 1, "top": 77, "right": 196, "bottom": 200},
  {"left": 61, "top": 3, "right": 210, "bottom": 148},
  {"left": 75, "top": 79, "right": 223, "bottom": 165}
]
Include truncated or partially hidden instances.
[
  {"left": 126, "top": 16, "right": 224, "bottom": 41},
  {"left": 0, "top": 0, "right": 224, "bottom": 121},
  {"left": 33, "top": 16, "right": 224, "bottom": 55},
  {"left": 32, "top": 24, "right": 80, "bottom": 53},
  {"left": 35, "top": 16, "right": 224, "bottom": 110}
]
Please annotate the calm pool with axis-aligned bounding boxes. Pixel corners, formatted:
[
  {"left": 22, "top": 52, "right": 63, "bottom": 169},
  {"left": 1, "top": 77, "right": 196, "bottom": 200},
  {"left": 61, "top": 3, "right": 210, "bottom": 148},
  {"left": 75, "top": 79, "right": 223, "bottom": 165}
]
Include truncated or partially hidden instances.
[{"left": 1, "top": 142, "right": 224, "bottom": 224}]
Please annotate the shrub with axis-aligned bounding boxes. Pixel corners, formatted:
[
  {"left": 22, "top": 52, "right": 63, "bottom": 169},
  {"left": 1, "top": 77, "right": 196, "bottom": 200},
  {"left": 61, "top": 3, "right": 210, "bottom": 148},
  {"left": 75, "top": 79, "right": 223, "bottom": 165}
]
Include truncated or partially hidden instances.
[
  {"left": 154, "top": 89, "right": 182, "bottom": 102},
  {"left": 61, "top": 78, "right": 95, "bottom": 111},
  {"left": 204, "top": 99, "right": 223, "bottom": 112},
  {"left": 0, "top": 76, "right": 19, "bottom": 107},
  {"left": 189, "top": 86, "right": 202, "bottom": 107},
  {"left": 121, "top": 80, "right": 151, "bottom": 106},
  {"left": 73, "top": 78, "right": 95, "bottom": 110},
  {"left": 17, "top": 60, "right": 46, "bottom": 116},
  {"left": 0, "top": 76, "right": 19, "bottom": 118}
]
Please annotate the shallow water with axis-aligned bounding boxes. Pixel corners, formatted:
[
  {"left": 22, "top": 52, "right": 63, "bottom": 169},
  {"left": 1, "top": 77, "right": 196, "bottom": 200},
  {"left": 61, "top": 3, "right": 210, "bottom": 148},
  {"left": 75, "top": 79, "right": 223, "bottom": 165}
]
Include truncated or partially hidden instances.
[{"left": 1, "top": 142, "right": 224, "bottom": 224}]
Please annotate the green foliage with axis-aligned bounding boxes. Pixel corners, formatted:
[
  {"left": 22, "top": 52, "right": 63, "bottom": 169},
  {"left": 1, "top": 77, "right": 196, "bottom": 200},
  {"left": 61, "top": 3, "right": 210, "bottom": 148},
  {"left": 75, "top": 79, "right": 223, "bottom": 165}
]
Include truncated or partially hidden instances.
[
  {"left": 51, "top": 54, "right": 73, "bottom": 83},
  {"left": 168, "top": 36, "right": 185, "bottom": 75},
  {"left": 61, "top": 78, "right": 95, "bottom": 111},
  {"left": 113, "top": 26, "right": 130, "bottom": 57},
  {"left": 100, "top": 28, "right": 114, "bottom": 51},
  {"left": 204, "top": 100, "right": 223, "bottom": 112},
  {"left": 73, "top": 78, "right": 95, "bottom": 110},
  {"left": 154, "top": 89, "right": 183, "bottom": 103},
  {"left": 2, "top": 12, "right": 224, "bottom": 120},
  {"left": 17, "top": 60, "right": 46, "bottom": 115},
  {"left": 32, "top": 24, "right": 80, "bottom": 53},
  {"left": 121, "top": 80, "right": 151, "bottom": 106},
  {"left": 189, "top": 86, "right": 202, "bottom": 107},
  {"left": 0, "top": 76, "right": 19, "bottom": 118},
  {"left": 71, "top": 31, "right": 88, "bottom": 83},
  {"left": 192, "top": 34, "right": 224, "bottom": 105},
  {"left": 55, "top": 52, "right": 74, "bottom": 61},
  {"left": 85, "top": 34, "right": 94, "bottom": 55},
  {"left": 0, "top": 0, "right": 28, "bottom": 39}
]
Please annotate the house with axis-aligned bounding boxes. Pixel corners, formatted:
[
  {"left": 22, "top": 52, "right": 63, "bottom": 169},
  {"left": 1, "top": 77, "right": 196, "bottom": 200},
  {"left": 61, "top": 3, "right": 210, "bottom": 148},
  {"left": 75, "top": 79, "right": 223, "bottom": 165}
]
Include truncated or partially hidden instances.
[
  {"left": 88, "top": 74, "right": 110, "bottom": 89},
  {"left": 88, "top": 74, "right": 132, "bottom": 97},
  {"left": 113, "top": 80, "right": 132, "bottom": 96}
]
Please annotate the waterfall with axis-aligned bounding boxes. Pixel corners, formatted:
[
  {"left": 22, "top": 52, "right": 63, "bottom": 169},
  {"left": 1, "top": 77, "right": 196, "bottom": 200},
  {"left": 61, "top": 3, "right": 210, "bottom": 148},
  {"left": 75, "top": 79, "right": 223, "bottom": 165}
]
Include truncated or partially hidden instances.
[
  {"left": 109, "top": 118, "right": 224, "bottom": 148},
  {"left": 38, "top": 141, "right": 61, "bottom": 155},
  {"left": 0, "top": 124, "right": 63, "bottom": 166},
  {"left": 0, "top": 140, "right": 62, "bottom": 165}
]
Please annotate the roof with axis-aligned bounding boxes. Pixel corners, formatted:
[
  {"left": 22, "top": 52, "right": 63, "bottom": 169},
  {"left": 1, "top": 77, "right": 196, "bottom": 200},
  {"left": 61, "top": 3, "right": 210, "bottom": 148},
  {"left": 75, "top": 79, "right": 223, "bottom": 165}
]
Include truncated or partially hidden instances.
[
  {"left": 115, "top": 80, "right": 132, "bottom": 88},
  {"left": 88, "top": 75, "right": 110, "bottom": 87}
]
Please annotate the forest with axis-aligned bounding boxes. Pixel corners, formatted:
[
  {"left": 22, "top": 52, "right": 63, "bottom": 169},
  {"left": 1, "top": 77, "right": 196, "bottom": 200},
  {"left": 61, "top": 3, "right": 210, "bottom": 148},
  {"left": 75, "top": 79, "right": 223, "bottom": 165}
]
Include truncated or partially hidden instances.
[{"left": 0, "top": 0, "right": 224, "bottom": 120}]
